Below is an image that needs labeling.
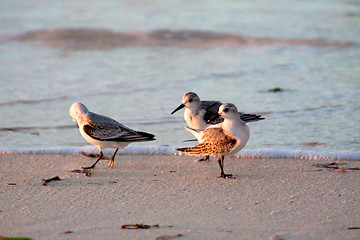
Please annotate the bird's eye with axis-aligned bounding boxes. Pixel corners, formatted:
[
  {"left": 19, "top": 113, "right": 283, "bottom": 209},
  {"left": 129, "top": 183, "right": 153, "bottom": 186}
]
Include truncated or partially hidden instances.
[
  {"left": 224, "top": 108, "right": 229, "bottom": 113},
  {"left": 189, "top": 98, "right": 193, "bottom": 103}
]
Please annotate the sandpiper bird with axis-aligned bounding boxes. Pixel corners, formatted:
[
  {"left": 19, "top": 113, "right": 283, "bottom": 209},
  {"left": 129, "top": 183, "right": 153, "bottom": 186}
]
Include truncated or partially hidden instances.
[
  {"left": 171, "top": 92, "right": 263, "bottom": 161},
  {"left": 69, "top": 102, "right": 155, "bottom": 169},
  {"left": 177, "top": 103, "right": 250, "bottom": 178}
]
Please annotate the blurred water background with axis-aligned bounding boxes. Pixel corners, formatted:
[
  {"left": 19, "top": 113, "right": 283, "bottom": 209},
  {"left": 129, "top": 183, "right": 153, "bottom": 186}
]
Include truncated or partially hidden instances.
[{"left": 0, "top": 0, "right": 359, "bottom": 152}]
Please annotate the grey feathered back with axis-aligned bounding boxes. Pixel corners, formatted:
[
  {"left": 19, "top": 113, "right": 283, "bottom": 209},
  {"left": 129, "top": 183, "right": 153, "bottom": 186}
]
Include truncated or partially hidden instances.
[
  {"left": 83, "top": 112, "right": 155, "bottom": 142},
  {"left": 201, "top": 101, "right": 264, "bottom": 124}
]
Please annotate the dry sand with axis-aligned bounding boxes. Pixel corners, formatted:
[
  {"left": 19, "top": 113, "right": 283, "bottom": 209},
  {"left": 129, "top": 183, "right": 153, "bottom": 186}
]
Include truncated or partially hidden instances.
[{"left": 0, "top": 153, "right": 359, "bottom": 240}]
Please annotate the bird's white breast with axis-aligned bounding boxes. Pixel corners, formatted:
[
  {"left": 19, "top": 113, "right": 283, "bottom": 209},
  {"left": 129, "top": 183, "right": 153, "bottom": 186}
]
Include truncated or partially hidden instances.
[
  {"left": 223, "top": 120, "right": 250, "bottom": 155},
  {"left": 184, "top": 108, "right": 208, "bottom": 130}
]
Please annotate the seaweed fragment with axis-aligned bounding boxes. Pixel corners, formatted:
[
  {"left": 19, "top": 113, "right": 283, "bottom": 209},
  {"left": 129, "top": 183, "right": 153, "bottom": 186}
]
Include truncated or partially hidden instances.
[
  {"left": 0, "top": 237, "right": 32, "bottom": 240},
  {"left": 122, "top": 224, "right": 160, "bottom": 229},
  {"left": 311, "top": 162, "right": 360, "bottom": 173},
  {"left": 267, "top": 87, "right": 285, "bottom": 93}
]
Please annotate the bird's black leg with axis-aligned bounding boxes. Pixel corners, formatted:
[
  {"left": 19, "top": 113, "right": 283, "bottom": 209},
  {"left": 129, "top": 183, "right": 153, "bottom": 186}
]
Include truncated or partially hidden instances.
[
  {"left": 82, "top": 151, "right": 103, "bottom": 169},
  {"left": 107, "top": 148, "right": 119, "bottom": 167},
  {"left": 217, "top": 156, "right": 233, "bottom": 178},
  {"left": 198, "top": 155, "right": 210, "bottom": 162}
]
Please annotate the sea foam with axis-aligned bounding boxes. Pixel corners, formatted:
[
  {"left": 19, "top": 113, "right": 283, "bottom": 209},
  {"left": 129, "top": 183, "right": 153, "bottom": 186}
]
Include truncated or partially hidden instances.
[{"left": 1, "top": 145, "right": 359, "bottom": 161}]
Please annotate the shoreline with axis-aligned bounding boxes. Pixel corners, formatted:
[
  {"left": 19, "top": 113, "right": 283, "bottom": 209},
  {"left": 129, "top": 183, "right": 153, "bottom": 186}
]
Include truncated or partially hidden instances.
[
  {"left": 1, "top": 145, "right": 360, "bottom": 161},
  {"left": 1, "top": 153, "right": 359, "bottom": 240}
]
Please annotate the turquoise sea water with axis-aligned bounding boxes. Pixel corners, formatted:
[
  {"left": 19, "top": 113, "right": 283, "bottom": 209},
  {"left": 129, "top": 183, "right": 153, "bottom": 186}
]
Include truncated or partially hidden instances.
[{"left": 0, "top": 0, "right": 359, "bottom": 152}]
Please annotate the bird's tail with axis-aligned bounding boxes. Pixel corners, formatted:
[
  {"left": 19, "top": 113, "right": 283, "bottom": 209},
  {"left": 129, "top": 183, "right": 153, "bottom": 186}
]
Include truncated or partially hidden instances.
[
  {"left": 177, "top": 145, "right": 205, "bottom": 155},
  {"left": 177, "top": 141, "right": 219, "bottom": 155},
  {"left": 132, "top": 131, "right": 156, "bottom": 141}
]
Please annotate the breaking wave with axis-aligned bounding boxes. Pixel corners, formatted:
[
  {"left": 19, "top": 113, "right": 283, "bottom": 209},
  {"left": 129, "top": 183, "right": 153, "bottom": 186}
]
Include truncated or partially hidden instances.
[
  {"left": 1, "top": 145, "right": 359, "bottom": 161},
  {"left": 9, "top": 28, "right": 359, "bottom": 50}
]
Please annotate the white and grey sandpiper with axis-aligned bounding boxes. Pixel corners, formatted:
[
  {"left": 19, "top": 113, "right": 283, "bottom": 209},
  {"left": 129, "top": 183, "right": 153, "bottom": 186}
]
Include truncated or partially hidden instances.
[
  {"left": 177, "top": 103, "right": 250, "bottom": 178},
  {"left": 171, "top": 92, "right": 263, "bottom": 161},
  {"left": 69, "top": 102, "right": 155, "bottom": 169}
]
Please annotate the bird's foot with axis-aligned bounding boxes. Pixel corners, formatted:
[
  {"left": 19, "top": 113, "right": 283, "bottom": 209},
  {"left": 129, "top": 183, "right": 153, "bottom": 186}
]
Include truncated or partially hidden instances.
[
  {"left": 81, "top": 165, "right": 95, "bottom": 170},
  {"left": 70, "top": 168, "right": 92, "bottom": 177},
  {"left": 107, "top": 160, "right": 114, "bottom": 168},
  {"left": 218, "top": 173, "right": 234, "bottom": 179},
  {"left": 197, "top": 155, "right": 210, "bottom": 162}
]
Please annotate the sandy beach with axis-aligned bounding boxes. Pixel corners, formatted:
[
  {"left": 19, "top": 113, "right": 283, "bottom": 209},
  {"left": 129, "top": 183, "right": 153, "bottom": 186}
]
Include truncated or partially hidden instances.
[{"left": 0, "top": 153, "right": 359, "bottom": 240}]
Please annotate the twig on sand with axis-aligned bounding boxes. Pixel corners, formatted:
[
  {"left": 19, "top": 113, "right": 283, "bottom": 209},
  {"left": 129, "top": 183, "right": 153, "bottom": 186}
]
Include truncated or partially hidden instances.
[{"left": 41, "top": 176, "right": 61, "bottom": 186}]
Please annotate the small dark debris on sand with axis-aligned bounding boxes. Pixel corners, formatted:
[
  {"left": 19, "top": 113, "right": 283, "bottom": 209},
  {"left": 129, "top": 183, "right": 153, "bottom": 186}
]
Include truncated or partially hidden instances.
[
  {"left": 70, "top": 169, "right": 92, "bottom": 177},
  {"left": 41, "top": 176, "right": 61, "bottom": 186},
  {"left": 156, "top": 234, "right": 183, "bottom": 240},
  {"left": 58, "top": 231, "right": 74, "bottom": 235},
  {"left": 348, "top": 226, "right": 360, "bottom": 230},
  {"left": 312, "top": 162, "right": 360, "bottom": 173},
  {"left": 122, "top": 224, "right": 160, "bottom": 229}
]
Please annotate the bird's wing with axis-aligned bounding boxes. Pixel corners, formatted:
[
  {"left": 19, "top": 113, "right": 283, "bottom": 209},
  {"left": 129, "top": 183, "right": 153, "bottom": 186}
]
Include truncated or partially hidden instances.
[
  {"left": 200, "top": 127, "right": 231, "bottom": 142},
  {"left": 201, "top": 100, "right": 223, "bottom": 124},
  {"left": 177, "top": 127, "right": 236, "bottom": 155},
  {"left": 239, "top": 112, "right": 265, "bottom": 123},
  {"left": 83, "top": 113, "right": 155, "bottom": 142},
  {"left": 209, "top": 112, "right": 265, "bottom": 124}
]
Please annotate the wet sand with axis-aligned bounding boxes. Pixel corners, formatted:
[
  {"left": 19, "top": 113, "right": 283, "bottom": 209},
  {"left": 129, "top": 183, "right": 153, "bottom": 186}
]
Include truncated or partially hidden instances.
[{"left": 0, "top": 153, "right": 359, "bottom": 240}]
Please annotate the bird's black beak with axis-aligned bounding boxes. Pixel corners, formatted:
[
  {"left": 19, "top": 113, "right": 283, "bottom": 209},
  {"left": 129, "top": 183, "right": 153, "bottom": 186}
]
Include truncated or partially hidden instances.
[{"left": 171, "top": 103, "right": 185, "bottom": 114}]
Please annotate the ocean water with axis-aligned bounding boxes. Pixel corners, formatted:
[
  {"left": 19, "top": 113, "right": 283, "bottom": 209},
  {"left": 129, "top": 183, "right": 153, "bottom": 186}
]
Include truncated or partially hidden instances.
[{"left": 0, "top": 0, "right": 359, "bottom": 157}]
